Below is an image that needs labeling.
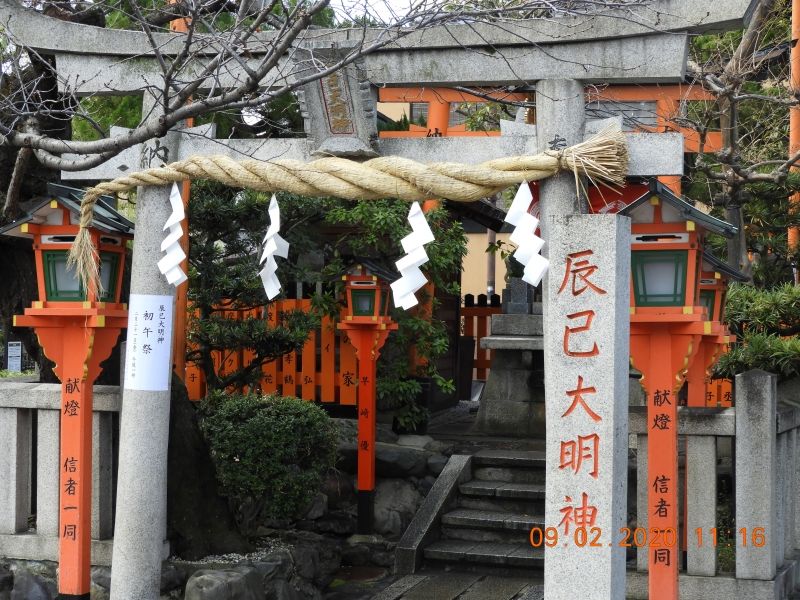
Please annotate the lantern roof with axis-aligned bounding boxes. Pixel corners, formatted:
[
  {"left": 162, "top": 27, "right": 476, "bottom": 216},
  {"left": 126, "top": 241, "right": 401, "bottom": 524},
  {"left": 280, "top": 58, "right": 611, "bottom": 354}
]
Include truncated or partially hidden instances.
[
  {"left": 621, "top": 180, "right": 738, "bottom": 238},
  {"left": 347, "top": 257, "right": 399, "bottom": 283},
  {"left": 0, "top": 183, "right": 134, "bottom": 239},
  {"left": 701, "top": 250, "right": 750, "bottom": 283}
]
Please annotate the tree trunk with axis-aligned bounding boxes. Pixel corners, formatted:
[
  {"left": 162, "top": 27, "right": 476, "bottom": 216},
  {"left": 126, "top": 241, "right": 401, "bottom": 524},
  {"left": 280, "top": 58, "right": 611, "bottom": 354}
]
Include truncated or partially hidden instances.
[{"left": 167, "top": 375, "right": 252, "bottom": 559}]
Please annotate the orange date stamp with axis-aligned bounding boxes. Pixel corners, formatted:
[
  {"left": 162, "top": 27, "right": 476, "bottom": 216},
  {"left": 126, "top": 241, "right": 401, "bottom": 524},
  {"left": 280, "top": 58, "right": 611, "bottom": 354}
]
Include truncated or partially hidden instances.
[{"left": 529, "top": 527, "right": 767, "bottom": 548}]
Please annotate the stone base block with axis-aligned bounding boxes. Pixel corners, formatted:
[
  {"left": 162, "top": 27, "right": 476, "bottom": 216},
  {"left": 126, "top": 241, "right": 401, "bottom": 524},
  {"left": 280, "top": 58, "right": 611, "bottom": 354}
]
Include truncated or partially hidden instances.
[
  {"left": 625, "top": 558, "right": 800, "bottom": 600},
  {"left": 475, "top": 397, "right": 545, "bottom": 438},
  {"left": 0, "top": 534, "right": 169, "bottom": 567},
  {"left": 502, "top": 302, "right": 532, "bottom": 315},
  {"left": 491, "top": 314, "right": 543, "bottom": 337},
  {"left": 475, "top": 345, "right": 545, "bottom": 438}
]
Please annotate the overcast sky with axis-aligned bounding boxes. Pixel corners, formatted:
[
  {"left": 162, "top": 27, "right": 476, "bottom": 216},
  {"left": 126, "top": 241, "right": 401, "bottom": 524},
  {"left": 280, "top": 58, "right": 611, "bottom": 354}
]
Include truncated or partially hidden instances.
[{"left": 329, "top": 0, "right": 421, "bottom": 25}]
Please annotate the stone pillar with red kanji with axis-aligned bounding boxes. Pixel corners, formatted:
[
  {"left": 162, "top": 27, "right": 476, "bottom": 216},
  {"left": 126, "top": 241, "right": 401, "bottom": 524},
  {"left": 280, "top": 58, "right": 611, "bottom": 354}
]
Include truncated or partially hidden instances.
[{"left": 543, "top": 213, "right": 630, "bottom": 599}]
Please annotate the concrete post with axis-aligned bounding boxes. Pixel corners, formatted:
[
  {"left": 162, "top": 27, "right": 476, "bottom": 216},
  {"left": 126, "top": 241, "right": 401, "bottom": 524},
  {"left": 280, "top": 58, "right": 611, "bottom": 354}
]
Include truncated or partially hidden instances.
[
  {"left": 92, "top": 411, "right": 114, "bottom": 539},
  {"left": 535, "top": 79, "right": 586, "bottom": 241},
  {"left": 109, "top": 182, "right": 176, "bottom": 600},
  {"left": 775, "top": 432, "right": 786, "bottom": 567},
  {"left": 37, "top": 409, "right": 60, "bottom": 537},
  {"left": 0, "top": 408, "right": 31, "bottom": 533},
  {"left": 735, "top": 370, "right": 777, "bottom": 580},
  {"left": 543, "top": 214, "right": 629, "bottom": 600},
  {"left": 794, "top": 427, "right": 800, "bottom": 553},
  {"left": 538, "top": 80, "right": 628, "bottom": 598},
  {"left": 686, "top": 435, "right": 716, "bottom": 576},
  {"left": 636, "top": 434, "right": 648, "bottom": 573},
  {"left": 785, "top": 428, "right": 796, "bottom": 560}
]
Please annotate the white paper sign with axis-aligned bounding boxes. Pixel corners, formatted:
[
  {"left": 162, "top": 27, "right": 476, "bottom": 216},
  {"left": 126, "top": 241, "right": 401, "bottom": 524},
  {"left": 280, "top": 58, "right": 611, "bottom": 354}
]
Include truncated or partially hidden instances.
[
  {"left": 123, "top": 294, "right": 174, "bottom": 391},
  {"left": 6, "top": 341, "right": 22, "bottom": 372}
]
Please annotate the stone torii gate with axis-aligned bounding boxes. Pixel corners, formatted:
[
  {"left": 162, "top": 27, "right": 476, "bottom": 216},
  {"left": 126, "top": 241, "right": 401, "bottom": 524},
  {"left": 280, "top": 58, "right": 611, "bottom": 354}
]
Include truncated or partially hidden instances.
[{"left": 1, "top": 2, "right": 756, "bottom": 599}]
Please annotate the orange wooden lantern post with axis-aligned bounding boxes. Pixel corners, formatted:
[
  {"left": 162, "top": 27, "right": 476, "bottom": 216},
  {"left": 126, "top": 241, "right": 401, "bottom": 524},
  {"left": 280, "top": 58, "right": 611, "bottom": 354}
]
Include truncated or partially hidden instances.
[
  {"left": 337, "top": 265, "right": 397, "bottom": 533},
  {"left": 621, "top": 181, "right": 738, "bottom": 600},
  {"left": 2, "top": 184, "right": 132, "bottom": 600}
]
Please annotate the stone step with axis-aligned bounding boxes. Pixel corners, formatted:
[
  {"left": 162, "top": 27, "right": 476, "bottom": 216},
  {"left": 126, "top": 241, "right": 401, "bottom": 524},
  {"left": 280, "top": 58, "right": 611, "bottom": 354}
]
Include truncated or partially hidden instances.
[
  {"left": 460, "top": 480, "right": 546, "bottom": 500},
  {"left": 458, "top": 480, "right": 545, "bottom": 512},
  {"left": 472, "top": 450, "right": 546, "bottom": 469},
  {"left": 441, "top": 525, "right": 530, "bottom": 543},
  {"left": 458, "top": 495, "right": 545, "bottom": 514},
  {"left": 441, "top": 508, "right": 544, "bottom": 532},
  {"left": 423, "top": 540, "right": 544, "bottom": 569},
  {"left": 473, "top": 466, "right": 545, "bottom": 485}
]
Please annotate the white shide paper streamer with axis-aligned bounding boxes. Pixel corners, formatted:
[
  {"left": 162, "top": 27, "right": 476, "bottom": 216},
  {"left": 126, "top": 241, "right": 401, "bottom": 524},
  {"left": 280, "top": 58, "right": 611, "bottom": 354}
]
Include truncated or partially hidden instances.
[
  {"left": 391, "top": 202, "right": 435, "bottom": 310},
  {"left": 157, "top": 183, "right": 188, "bottom": 287},
  {"left": 504, "top": 183, "right": 549, "bottom": 286},
  {"left": 259, "top": 195, "right": 290, "bottom": 300}
]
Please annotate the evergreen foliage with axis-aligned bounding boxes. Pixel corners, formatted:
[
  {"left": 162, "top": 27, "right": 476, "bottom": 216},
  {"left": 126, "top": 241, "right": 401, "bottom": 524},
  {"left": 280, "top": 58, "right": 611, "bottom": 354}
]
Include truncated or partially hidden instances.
[
  {"left": 316, "top": 199, "right": 467, "bottom": 413},
  {"left": 186, "top": 180, "right": 318, "bottom": 392},
  {"left": 716, "top": 283, "right": 800, "bottom": 379},
  {"left": 71, "top": 96, "right": 143, "bottom": 142},
  {"left": 186, "top": 180, "right": 468, "bottom": 408},
  {"left": 199, "top": 392, "right": 338, "bottom": 534}
]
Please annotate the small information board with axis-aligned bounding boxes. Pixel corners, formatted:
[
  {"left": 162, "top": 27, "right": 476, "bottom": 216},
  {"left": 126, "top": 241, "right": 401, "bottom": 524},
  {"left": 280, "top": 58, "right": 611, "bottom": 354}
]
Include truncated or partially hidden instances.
[{"left": 6, "top": 341, "right": 22, "bottom": 372}]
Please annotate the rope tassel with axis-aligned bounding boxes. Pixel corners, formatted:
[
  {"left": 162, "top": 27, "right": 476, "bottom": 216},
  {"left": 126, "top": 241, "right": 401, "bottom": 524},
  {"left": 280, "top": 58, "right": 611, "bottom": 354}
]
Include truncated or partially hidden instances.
[{"left": 67, "top": 125, "right": 628, "bottom": 293}]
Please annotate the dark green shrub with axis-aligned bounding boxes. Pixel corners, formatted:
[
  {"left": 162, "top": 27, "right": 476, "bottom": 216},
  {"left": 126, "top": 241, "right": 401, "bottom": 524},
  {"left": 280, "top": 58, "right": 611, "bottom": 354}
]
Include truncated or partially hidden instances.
[{"left": 199, "top": 391, "right": 338, "bottom": 534}]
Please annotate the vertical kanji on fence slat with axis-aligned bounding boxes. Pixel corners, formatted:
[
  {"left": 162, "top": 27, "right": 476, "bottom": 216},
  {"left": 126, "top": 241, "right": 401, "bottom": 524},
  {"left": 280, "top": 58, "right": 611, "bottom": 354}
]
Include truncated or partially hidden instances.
[
  {"left": 701, "top": 376, "right": 734, "bottom": 407},
  {"left": 211, "top": 340, "right": 223, "bottom": 384},
  {"left": 339, "top": 326, "right": 358, "bottom": 405},
  {"left": 262, "top": 303, "right": 279, "bottom": 394},
  {"left": 300, "top": 299, "right": 317, "bottom": 400},
  {"left": 285, "top": 299, "right": 303, "bottom": 399},
  {"left": 185, "top": 361, "right": 205, "bottom": 399},
  {"left": 221, "top": 309, "right": 242, "bottom": 388},
  {"left": 320, "top": 315, "right": 336, "bottom": 402},
  {"left": 721, "top": 379, "right": 733, "bottom": 406},
  {"left": 241, "top": 308, "right": 258, "bottom": 394},
  {"left": 185, "top": 308, "right": 206, "bottom": 400},
  {"left": 278, "top": 300, "right": 297, "bottom": 396}
]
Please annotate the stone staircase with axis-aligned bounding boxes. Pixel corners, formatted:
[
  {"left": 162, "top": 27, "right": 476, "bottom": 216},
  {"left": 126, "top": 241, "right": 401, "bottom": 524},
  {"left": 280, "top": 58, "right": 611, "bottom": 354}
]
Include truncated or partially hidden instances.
[{"left": 419, "top": 449, "right": 546, "bottom": 576}]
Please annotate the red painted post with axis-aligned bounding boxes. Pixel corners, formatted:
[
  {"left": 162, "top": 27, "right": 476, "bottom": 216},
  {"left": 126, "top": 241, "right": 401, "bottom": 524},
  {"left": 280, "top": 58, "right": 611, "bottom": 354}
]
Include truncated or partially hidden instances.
[
  {"left": 57, "top": 328, "right": 94, "bottom": 597},
  {"left": 17, "top": 311, "right": 126, "bottom": 599},
  {"left": 645, "top": 330, "right": 680, "bottom": 600},
  {"left": 356, "top": 333, "right": 378, "bottom": 495},
  {"left": 338, "top": 325, "right": 396, "bottom": 533},
  {"left": 632, "top": 322, "right": 704, "bottom": 600}
]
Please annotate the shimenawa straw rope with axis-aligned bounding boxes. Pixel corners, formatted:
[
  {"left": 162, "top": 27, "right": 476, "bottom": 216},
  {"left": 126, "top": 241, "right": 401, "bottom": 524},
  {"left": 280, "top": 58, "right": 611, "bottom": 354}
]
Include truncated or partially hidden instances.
[{"left": 67, "top": 124, "right": 628, "bottom": 294}]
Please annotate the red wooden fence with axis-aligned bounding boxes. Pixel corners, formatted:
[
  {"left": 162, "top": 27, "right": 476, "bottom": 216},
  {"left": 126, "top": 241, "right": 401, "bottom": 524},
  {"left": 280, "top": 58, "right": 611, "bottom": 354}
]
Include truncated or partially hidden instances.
[
  {"left": 186, "top": 295, "right": 504, "bottom": 401},
  {"left": 461, "top": 294, "right": 501, "bottom": 381},
  {"left": 187, "top": 300, "right": 362, "bottom": 402}
]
